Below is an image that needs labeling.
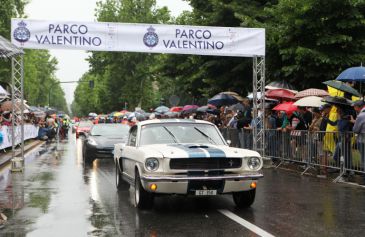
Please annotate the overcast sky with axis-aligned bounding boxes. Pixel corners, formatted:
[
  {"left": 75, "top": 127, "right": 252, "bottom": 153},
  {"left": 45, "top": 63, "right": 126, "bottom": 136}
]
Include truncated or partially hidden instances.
[{"left": 25, "top": 0, "right": 191, "bottom": 104}]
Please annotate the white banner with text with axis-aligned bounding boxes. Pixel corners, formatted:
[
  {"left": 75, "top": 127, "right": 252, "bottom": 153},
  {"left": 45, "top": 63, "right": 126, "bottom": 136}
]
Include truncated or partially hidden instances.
[
  {"left": 0, "top": 125, "right": 39, "bottom": 150},
  {"left": 11, "top": 18, "right": 265, "bottom": 57}
]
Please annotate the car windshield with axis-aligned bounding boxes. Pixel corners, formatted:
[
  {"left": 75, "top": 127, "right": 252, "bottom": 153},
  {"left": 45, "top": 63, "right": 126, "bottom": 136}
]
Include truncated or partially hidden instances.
[
  {"left": 78, "top": 121, "right": 93, "bottom": 128},
  {"left": 90, "top": 124, "right": 130, "bottom": 138},
  {"left": 139, "top": 123, "right": 225, "bottom": 146}
]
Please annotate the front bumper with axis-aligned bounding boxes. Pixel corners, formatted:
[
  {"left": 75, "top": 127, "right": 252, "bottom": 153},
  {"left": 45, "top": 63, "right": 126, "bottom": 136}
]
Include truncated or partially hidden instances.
[
  {"left": 86, "top": 145, "right": 114, "bottom": 159},
  {"left": 140, "top": 173, "right": 263, "bottom": 194}
]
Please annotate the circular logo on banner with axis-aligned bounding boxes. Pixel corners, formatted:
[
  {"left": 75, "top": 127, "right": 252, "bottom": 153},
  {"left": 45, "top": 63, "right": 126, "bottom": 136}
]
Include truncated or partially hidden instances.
[
  {"left": 143, "top": 26, "right": 158, "bottom": 48},
  {"left": 13, "top": 21, "right": 31, "bottom": 43}
]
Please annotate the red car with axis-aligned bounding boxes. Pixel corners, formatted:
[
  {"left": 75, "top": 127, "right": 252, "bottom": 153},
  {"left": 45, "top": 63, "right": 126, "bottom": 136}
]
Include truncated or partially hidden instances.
[{"left": 76, "top": 121, "right": 93, "bottom": 138}]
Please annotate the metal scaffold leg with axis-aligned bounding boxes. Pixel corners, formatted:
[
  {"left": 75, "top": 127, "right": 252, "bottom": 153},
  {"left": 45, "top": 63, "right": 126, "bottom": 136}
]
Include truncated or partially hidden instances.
[
  {"left": 252, "top": 56, "right": 265, "bottom": 156},
  {"left": 11, "top": 55, "right": 25, "bottom": 172}
]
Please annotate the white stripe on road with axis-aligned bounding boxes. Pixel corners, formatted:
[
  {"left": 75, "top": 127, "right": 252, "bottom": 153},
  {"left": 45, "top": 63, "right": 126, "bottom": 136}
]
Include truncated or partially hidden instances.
[{"left": 218, "top": 209, "right": 275, "bottom": 237}]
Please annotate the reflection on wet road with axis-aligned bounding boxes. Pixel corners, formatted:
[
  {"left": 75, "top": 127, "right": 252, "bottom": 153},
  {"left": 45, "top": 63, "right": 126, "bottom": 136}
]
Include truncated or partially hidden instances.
[{"left": 1, "top": 136, "right": 365, "bottom": 236}]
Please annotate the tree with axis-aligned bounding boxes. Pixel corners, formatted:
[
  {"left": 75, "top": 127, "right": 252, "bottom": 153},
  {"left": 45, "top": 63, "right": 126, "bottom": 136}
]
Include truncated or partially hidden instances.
[
  {"left": 73, "top": 0, "right": 171, "bottom": 115},
  {"left": 266, "top": 0, "right": 365, "bottom": 89}
]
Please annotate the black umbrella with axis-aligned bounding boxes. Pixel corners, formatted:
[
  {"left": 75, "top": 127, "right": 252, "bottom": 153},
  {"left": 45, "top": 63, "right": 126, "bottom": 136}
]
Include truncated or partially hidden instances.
[
  {"left": 323, "top": 80, "right": 361, "bottom": 97},
  {"left": 208, "top": 93, "right": 238, "bottom": 107},
  {"left": 322, "top": 96, "right": 352, "bottom": 107}
]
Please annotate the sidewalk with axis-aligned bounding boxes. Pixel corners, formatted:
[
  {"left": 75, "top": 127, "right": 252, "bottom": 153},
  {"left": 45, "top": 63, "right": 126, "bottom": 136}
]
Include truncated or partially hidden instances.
[{"left": 0, "top": 140, "right": 45, "bottom": 167}]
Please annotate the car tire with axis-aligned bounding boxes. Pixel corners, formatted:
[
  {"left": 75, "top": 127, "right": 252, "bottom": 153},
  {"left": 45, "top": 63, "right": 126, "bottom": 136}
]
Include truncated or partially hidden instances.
[
  {"left": 134, "top": 171, "right": 154, "bottom": 209},
  {"left": 83, "top": 147, "right": 94, "bottom": 165},
  {"left": 116, "top": 162, "right": 128, "bottom": 190},
  {"left": 232, "top": 189, "right": 256, "bottom": 208}
]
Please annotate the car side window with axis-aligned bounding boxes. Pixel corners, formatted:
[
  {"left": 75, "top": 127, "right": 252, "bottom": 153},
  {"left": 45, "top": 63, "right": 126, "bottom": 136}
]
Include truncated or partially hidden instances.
[{"left": 128, "top": 126, "right": 137, "bottom": 147}]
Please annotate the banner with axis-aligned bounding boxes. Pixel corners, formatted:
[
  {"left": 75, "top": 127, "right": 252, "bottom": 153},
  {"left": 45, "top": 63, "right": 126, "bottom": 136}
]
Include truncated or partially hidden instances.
[
  {"left": 11, "top": 18, "right": 265, "bottom": 57},
  {"left": 0, "top": 125, "right": 39, "bottom": 150}
]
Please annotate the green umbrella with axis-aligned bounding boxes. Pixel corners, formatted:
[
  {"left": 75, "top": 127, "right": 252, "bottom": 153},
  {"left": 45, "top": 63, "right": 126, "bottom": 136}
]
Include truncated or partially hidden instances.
[{"left": 323, "top": 80, "right": 361, "bottom": 97}]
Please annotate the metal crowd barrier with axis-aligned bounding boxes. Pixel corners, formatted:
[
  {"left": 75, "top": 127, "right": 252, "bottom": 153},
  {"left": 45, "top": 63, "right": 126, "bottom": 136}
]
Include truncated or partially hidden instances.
[{"left": 220, "top": 128, "right": 365, "bottom": 182}]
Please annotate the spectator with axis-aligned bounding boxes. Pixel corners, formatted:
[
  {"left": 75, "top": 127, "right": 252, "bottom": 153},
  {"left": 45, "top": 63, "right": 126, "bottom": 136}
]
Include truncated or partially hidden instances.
[
  {"left": 352, "top": 100, "right": 365, "bottom": 185},
  {"left": 325, "top": 106, "right": 353, "bottom": 180}
]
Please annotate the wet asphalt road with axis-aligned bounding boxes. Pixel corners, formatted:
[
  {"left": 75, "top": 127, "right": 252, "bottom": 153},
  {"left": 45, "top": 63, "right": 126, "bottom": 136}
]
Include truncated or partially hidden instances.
[{"left": 0, "top": 136, "right": 365, "bottom": 237}]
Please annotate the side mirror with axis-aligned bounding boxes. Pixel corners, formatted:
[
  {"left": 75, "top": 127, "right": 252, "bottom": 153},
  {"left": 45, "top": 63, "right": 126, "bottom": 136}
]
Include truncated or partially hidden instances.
[{"left": 226, "top": 140, "right": 232, "bottom": 146}]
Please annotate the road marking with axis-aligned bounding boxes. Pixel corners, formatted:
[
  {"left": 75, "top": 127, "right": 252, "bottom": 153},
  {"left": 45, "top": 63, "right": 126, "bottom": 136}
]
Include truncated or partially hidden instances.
[{"left": 218, "top": 209, "right": 275, "bottom": 237}]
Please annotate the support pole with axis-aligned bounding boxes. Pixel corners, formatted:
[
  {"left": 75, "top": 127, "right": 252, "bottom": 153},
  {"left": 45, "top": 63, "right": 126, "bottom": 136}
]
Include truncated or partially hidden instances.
[
  {"left": 11, "top": 54, "right": 24, "bottom": 172},
  {"left": 252, "top": 56, "right": 265, "bottom": 156}
]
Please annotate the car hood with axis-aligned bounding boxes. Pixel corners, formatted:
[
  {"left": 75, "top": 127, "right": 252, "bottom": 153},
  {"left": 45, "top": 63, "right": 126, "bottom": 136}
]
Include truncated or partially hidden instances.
[
  {"left": 92, "top": 136, "right": 127, "bottom": 148},
  {"left": 140, "top": 143, "right": 260, "bottom": 158}
]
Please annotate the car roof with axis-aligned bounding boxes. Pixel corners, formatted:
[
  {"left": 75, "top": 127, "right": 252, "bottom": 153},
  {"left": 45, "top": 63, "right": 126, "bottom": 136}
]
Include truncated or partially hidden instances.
[{"left": 138, "top": 119, "right": 214, "bottom": 127}]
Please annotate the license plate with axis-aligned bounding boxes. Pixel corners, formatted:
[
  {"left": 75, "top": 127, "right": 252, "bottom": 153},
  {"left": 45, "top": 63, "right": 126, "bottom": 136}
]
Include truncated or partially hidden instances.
[{"left": 195, "top": 190, "right": 217, "bottom": 196}]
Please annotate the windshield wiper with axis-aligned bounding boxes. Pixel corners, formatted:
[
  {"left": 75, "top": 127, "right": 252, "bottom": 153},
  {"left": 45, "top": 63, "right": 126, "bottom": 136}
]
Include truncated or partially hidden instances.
[
  {"left": 194, "top": 127, "right": 216, "bottom": 145},
  {"left": 163, "top": 126, "right": 179, "bottom": 143}
]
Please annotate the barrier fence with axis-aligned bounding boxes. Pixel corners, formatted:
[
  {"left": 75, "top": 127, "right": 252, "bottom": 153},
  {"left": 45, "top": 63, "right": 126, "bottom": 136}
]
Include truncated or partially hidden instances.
[{"left": 220, "top": 128, "right": 365, "bottom": 181}]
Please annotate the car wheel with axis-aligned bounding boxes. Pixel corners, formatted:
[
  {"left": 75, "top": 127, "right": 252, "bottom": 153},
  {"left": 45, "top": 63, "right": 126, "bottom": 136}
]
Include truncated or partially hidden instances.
[
  {"left": 232, "top": 189, "right": 256, "bottom": 208},
  {"left": 116, "top": 162, "right": 128, "bottom": 190},
  {"left": 83, "top": 147, "right": 94, "bottom": 165},
  {"left": 134, "top": 171, "right": 154, "bottom": 209}
]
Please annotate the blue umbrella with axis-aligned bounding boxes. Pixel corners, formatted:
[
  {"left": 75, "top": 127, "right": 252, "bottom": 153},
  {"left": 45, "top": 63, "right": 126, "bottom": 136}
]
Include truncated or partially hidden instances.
[
  {"left": 208, "top": 93, "right": 238, "bottom": 107},
  {"left": 336, "top": 66, "right": 365, "bottom": 82},
  {"left": 154, "top": 106, "right": 170, "bottom": 114}
]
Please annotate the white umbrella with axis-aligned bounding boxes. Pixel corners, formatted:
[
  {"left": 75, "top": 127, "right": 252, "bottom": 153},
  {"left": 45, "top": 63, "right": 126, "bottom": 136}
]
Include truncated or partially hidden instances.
[{"left": 294, "top": 96, "right": 325, "bottom": 107}]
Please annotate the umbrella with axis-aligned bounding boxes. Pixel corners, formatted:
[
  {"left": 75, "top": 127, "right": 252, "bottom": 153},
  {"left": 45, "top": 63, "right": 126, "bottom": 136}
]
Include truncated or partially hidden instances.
[
  {"left": 113, "top": 112, "right": 123, "bottom": 117},
  {"left": 221, "top": 91, "right": 245, "bottom": 101},
  {"left": 272, "top": 102, "right": 297, "bottom": 113},
  {"left": 322, "top": 96, "right": 352, "bottom": 107},
  {"left": 155, "top": 105, "right": 170, "bottom": 114},
  {"left": 208, "top": 93, "right": 238, "bottom": 106},
  {"left": 294, "top": 96, "right": 325, "bottom": 107},
  {"left": 119, "top": 110, "right": 129, "bottom": 114},
  {"left": 294, "top": 89, "right": 329, "bottom": 99},
  {"left": 128, "top": 112, "right": 145, "bottom": 121},
  {"left": 1, "top": 101, "right": 12, "bottom": 111},
  {"left": 88, "top": 112, "right": 97, "bottom": 117},
  {"left": 265, "top": 80, "right": 296, "bottom": 90},
  {"left": 182, "top": 105, "right": 199, "bottom": 114},
  {"left": 183, "top": 105, "right": 199, "bottom": 111},
  {"left": 135, "top": 109, "right": 146, "bottom": 114},
  {"left": 196, "top": 105, "right": 219, "bottom": 114},
  {"left": 323, "top": 80, "right": 361, "bottom": 97},
  {"left": 265, "top": 89, "right": 296, "bottom": 100},
  {"left": 336, "top": 66, "right": 365, "bottom": 82},
  {"left": 164, "top": 111, "right": 179, "bottom": 118},
  {"left": 170, "top": 106, "right": 183, "bottom": 112}
]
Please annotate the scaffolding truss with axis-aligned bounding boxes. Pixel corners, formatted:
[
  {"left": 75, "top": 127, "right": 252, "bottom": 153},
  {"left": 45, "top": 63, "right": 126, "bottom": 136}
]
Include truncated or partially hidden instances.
[
  {"left": 11, "top": 55, "right": 25, "bottom": 171},
  {"left": 252, "top": 56, "right": 265, "bottom": 155}
]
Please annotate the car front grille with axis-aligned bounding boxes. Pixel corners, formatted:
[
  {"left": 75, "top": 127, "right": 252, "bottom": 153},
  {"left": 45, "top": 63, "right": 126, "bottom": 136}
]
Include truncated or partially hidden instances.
[{"left": 169, "top": 158, "right": 242, "bottom": 170}]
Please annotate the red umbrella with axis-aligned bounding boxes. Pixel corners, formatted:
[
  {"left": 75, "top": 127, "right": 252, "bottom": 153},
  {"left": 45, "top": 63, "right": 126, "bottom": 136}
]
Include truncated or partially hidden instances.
[
  {"left": 182, "top": 105, "right": 199, "bottom": 111},
  {"left": 272, "top": 102, "right": 297, "bottom": 113},
  {"left": 170, "top": 106, "right": 183, "bottom": 112},
  {"left": 266, "top": 89, "right": 296, "bottom": 100}
]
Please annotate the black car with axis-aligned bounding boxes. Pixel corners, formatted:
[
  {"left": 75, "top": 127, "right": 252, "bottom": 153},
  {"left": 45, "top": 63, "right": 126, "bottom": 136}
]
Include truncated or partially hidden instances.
[{"left": 83, "top": 123, "right": 129, "bottom": 165}]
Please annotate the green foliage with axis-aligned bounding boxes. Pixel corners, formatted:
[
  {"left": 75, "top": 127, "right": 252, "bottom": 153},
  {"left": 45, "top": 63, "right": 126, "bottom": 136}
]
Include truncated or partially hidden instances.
[
  {"left": 0, "top": 1, "right": 67, "bottom": 112},
  {"left": 267, "top": 0, "right": 365, "bottom": 89},
  {"left": 73, "top": 0, "right": 365, "bottom": 115},
  {"left": 73, "top": 0, "right": 170, "bottom": 115}
]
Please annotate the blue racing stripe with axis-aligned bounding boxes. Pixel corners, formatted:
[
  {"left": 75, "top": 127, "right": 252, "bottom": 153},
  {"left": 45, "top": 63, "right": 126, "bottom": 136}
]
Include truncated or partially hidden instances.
[
  {"left": 167, "top": 144, "right": 208, "bottom": 158},
  {"left": 201, "top": 147, "right": 226, "bottom": 158}
]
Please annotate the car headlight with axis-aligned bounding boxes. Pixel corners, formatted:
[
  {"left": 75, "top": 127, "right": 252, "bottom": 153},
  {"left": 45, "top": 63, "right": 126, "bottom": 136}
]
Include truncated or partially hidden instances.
[
  {"left": 247, "top": 157, "right": 261, "bottom": 170},
  {"left": 88, "top": 138, "right": 98, "bottom": 146},
  {"left": 145, "top": 158, "right": 159, "bottom": 171}
]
